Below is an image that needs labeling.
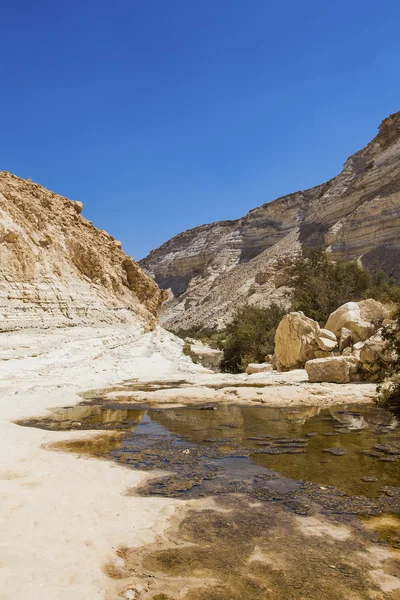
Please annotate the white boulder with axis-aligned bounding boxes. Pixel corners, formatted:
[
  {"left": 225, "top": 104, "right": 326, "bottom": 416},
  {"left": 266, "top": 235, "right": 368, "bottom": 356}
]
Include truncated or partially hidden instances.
[
  {"left": 246, "top": 362, "right": 273, "bottom": 374},
  {"left": 305, "top": 356, "right": 360, "bottom": 384},
  {"left": 325, "top": 299, "right": 391, "bottom": 343}
]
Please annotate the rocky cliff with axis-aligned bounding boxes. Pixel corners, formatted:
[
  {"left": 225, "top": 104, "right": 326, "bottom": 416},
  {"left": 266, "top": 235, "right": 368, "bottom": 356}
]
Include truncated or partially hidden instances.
[
  {"left": 0, "top": 171, "right": 165, "bottom": 330},
  {"left": 140, "top": 112, "right": 400, "bottom": 330}
]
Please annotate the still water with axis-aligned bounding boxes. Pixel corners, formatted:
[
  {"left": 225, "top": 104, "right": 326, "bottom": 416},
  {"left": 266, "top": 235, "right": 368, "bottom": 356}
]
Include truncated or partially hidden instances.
[{"left": 19, "top": 401, "right": 400, "bottom": 500}]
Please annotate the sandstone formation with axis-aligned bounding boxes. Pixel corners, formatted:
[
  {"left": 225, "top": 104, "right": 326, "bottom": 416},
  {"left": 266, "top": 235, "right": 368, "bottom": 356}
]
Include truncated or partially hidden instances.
[
  {"left": 0, "top": 171, "right": 165, "bottom": 330},
  {"left": 140, "top": 112, "right": 400, "bottom": 330},
  {"left": 274, "top": 311, "right": 338, "bottom": 370}
]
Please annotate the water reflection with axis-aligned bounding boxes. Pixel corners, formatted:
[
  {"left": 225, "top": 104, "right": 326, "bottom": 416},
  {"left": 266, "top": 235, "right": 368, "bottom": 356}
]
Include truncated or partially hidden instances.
[{"left": 17, "top": 402, "right": 400, "bottom": 498}]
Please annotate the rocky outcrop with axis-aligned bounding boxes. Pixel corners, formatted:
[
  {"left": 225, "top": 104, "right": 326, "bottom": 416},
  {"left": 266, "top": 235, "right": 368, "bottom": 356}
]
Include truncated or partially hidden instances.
[
  {"left": 140, "top": 112, "right": 400, "bottom": 330},
  {"left": 0, "top": 171, "right": 165, "bottom": 330},
  {"left": 274, "top": 312, "right": 338, "bottom": 370}
]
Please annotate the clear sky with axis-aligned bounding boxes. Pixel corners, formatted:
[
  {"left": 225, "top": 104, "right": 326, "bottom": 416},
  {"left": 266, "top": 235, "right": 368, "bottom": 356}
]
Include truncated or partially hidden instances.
[{"left": 1, "top": 1, "right": 399, "bottom": 260}]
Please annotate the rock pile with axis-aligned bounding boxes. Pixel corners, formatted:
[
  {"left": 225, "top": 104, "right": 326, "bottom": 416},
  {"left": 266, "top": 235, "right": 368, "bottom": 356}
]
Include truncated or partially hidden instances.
[{"left": 273, "top": 299, "right": 396, "bottom": 383}]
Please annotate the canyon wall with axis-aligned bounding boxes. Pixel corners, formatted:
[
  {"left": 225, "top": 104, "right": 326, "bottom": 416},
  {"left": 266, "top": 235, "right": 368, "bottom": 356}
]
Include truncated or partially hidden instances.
[
  {"left": 140, "top": 112, "right": 400, "bottom": 330},
  {"left": 0, "top": 172, "right": 165, "bottom": 330}
]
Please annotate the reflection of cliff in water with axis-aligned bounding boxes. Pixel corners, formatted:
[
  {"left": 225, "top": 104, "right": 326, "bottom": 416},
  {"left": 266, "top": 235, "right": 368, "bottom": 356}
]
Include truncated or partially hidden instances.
[
  {"left": 329, "top": 406, "right": 398, "bottom": 431},
  {"left": 150, "top": 405, "right": 323, "bottom": 447},
  {"left": 17, "top": 405, "right": 146, "bottom": 431}
]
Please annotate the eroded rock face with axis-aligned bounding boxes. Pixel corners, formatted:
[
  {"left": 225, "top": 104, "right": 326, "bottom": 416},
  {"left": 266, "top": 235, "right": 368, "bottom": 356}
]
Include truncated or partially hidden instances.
[
  {"left": 274, "top": 312, "right": 337, "bottom": 370},
  {"left": 140, "top": 112, "right": 400, "bottom": 330},
  {"left": 0, "top": 172, "right": 165, "bottom": 330}
]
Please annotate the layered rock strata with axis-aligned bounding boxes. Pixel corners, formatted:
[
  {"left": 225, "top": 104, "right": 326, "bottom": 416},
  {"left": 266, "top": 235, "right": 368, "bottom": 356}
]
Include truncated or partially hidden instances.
[
  {"left": 140, "top": 112, "right": 400, "bottom": 330},
  {"left": 0, "top": 171, "right": 165, "bottom": 330}
]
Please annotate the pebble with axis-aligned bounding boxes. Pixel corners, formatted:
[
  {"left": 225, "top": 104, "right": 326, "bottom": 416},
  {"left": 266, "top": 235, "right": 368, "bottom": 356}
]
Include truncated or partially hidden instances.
[{"left": 323, "top": 447, "right": 347, "bottom": 456}]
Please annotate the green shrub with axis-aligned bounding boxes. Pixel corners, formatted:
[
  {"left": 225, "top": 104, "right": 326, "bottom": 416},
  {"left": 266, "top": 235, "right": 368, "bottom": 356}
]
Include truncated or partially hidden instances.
[
  {"left": 376, "top": 310, "right": 400, "bottom": 410},
  {"left": 288, "top": 247, "right": 400, "bottom": 324},
  {"left": 221, "top": 304, "right": 286, "bottom": 373}
]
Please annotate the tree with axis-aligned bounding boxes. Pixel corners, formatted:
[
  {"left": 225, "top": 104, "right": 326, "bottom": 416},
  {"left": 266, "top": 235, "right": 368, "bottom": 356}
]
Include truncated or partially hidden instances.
[{"left": 288, "top": 247, "right": 400, "bottom": 325}]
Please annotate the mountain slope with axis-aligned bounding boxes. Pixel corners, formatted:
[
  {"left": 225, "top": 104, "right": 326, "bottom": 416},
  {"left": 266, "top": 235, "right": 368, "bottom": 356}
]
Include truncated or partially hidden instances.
[
  {"left": 140, "top": 112, "right": 400, "bottom": 330},
  {"left": 0, "top": 171, "right": 165, "bottom": 330}
]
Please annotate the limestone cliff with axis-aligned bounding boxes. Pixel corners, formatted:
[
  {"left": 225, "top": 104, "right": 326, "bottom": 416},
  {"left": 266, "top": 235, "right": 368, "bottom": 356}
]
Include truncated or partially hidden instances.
[
  {"left": 140, "top": 112, "right": 400, "bottom": 330},
  {"left": 0, "top": 171, "right": 165, "bottom": 330}
]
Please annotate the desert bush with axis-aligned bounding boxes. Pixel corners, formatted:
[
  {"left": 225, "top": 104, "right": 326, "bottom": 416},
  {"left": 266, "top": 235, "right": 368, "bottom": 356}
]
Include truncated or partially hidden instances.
[
  {"left": 221, "top": 303, "right": 286, "bottom": 373},
  {"left": 376, "top": 310, "right": 400, "bottom": 410},
  {"left": 288, "top": 247, "right": 400, "bottom": 324}
]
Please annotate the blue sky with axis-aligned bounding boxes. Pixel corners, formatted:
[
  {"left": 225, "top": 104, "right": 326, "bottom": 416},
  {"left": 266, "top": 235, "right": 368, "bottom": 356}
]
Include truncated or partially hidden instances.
[{"left": 1, "top": 1, "right": 399, "bottom": 259}]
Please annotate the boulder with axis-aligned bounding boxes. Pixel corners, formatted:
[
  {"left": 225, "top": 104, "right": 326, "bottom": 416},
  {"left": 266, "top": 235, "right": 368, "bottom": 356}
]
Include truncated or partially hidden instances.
[
  {"left": 246, "top": 362, "right": 273, "bottom": 374},
  {"left": 341, "top": 347, "right": 352, "bottom": 356},
  {"left": 319, "top": 328, "right": 337, "bottom": 342},
  {"left": 339, "top": 327, "right": 352, "bottom": 351},
  {"left": 185, "top": 339, "right": 223, "bottom": 372},
  {"left": 358, "top": 332, "right": 396, "bottom": 381},
  {"left": 316, "top": 335, "right": 338, "bottom": 352},
  {"left": 305, "top": 356, "right": 360, "bottom": 384},
  {"left": 274, "top": 312, "right": 322, "bottom": 370},
  {"left": 325, "top": 299, "right": 391, "bottom": 343}
]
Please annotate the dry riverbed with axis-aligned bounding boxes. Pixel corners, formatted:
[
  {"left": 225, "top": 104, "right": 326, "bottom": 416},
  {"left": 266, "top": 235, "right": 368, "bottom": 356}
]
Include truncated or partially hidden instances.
[{"left": 0, "top": 325, "right": 397, "bottom": 599}]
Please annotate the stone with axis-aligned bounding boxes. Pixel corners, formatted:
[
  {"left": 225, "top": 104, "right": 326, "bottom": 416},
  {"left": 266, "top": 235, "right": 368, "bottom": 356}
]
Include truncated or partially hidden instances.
[
  {"left": 353, "top": 341, "right": 365, "bottom": 351},
  {"left": 339, "top": 327, "right": 352, "bottom": 351},
  {"left": 325, "top": 299, "right": 391, "bottom": 343},
  {"left": 316, "top": 335, "right": 338, "bottom": 352},
  {"left": 139, "top": 112, "right": 400, "bottom": 331},
  {"left": 358, "top": 332, "right": 397, "bottom": 381},
  {"left": 246, "top": 362, "right": 273, "bottom": 374},
  {"left": 305, "top": 356, "right": 360, "bottom": 384},
  {"left": 73, "top": 200, "right": 83, "bottom": 214},
  {"left": 323, "top": 447, "right": 347, "bottom": 456},
  {"left": 185, "top": 340, "right": 223, "bottom": 372},
  {"left": 4, "top": 231, "right": 18, "bottom": 243},
  {"left": 319, "top": 328, "right": 337, "bottom": 342},
  {"left": 274, "top": 312, "right": 322, "bottom": 370}
]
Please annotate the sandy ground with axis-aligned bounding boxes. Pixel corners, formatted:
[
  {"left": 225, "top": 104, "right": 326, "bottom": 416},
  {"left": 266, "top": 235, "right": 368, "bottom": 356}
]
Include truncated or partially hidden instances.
[{"left": 0, "top": 325, "right": 378, "bottom": 599}]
